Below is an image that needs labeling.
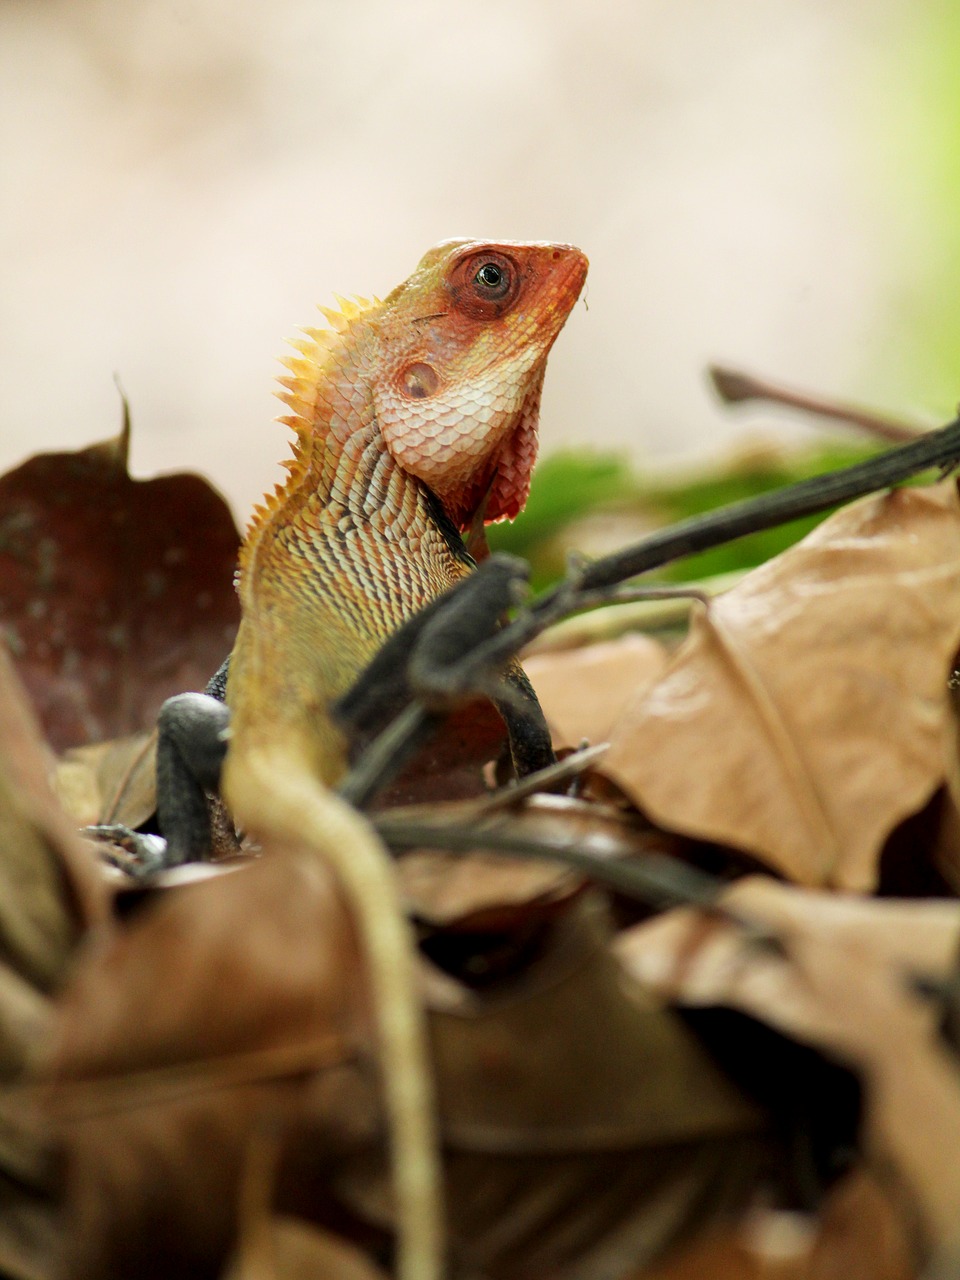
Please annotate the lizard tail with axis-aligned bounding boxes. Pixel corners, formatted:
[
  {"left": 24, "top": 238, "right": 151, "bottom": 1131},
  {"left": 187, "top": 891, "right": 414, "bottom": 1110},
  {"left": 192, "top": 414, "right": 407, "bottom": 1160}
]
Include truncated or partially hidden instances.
[{"left": 221, "top": 743, "right": 444, "bottom": 1280}]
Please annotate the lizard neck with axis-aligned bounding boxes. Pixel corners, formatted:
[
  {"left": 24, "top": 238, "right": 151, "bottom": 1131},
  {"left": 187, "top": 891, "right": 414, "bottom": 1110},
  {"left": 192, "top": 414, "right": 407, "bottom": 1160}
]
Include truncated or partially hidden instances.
[
  {"left": 228, "top": 316, "right": 471, "bottom": 778},
  {"left": 237, "top": 347, "right": 469, "bottom": 637}
]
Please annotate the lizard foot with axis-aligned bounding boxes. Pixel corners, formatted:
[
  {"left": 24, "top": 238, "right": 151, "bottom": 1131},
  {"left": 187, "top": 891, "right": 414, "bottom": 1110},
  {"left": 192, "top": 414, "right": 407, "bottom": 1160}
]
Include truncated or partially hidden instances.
[{"left": 83, "top": 823, "right": 169, "bottom": 877}]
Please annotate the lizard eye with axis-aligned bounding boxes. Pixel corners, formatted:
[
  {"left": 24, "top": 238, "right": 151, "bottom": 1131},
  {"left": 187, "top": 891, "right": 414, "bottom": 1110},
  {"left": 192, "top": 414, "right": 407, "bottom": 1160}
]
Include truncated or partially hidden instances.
[
  {"left": 474, "top": 262, "right": 507, "bottom": 294},
  {"left": 448, "top": 250, "right": 520, "bottom": 318}
]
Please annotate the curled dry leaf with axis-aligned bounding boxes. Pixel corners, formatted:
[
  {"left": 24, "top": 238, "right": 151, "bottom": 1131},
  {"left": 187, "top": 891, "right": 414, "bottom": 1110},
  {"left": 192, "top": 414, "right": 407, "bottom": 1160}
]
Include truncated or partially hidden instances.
[
  {"left": 618, "top": 879, "right": 960, "bottom": 1268},
  {"left": 0, "top": 647, "right": 105, "bottom": 1003},
  {"left": 385, "top": 898, "right": 769, "bottom": 1280},
  {"left": 0, "top": 648, "right": 107, "bottom": 1280},
  {"left": 377, "top": 699, "right": 517, "bottom": 807},
  {"left": 41, "top": 865, "right": 771, "bottom": 1280},
  {"left": 429, "top": 897, "right": 760, "bottom": 1150},
  {"left": 620, "top": 875, "right": 960, "bottom": 1002},
  {"left": 0, "top": 421, "right": 240, "bottom": 751},
  {"left": 38, "top": 850, "right": 378, "bottom": 1280},
  {"left": 618, "top": 881, "right": 958, "bottom": 1056},
  {"left": 223, "top": 1216, "right": 390, "bottom": 1280},
  {"left": 223, "top": 1122, "right": 390, "bottom": 1280},
  {"left": 523, "top": 633, "right": 669, "bottom": 750},
  {"left": 604, "top": 482, "right": 960, "bottom": 889}
]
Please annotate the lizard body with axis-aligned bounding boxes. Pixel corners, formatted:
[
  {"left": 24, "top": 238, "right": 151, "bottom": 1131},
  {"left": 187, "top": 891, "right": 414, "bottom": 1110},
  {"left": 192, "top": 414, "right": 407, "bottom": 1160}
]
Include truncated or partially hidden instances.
[
  {"left": 158, "top": 240, "right": 587, "bottom": 1280},
  {"left": 226, "top": 239, "right": 588, "bottom": 783}
]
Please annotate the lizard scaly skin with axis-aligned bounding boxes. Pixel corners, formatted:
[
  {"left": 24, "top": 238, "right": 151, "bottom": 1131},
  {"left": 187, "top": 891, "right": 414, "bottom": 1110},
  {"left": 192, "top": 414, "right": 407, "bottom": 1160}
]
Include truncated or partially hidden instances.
[
  {"left": 219, "top": 241, "right": 587, "bottom": 1280},
  {"left": 225, "top": 240, "right": 588, "bottom": 780}
]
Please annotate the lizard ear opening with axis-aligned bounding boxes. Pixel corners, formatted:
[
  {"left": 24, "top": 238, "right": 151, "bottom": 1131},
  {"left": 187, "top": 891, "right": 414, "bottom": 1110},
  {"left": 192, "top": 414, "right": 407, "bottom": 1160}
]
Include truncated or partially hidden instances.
[
  {"left": 399, "top": 362, "right": 440, "bottom": 399},
  {"left": 375, "top": 364, "right": 544, "bottom": 528}
]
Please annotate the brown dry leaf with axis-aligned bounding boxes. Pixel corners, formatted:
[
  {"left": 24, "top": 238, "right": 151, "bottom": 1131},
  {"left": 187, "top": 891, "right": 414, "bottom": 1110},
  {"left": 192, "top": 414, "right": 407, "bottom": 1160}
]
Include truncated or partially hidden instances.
[
  {"left": 395, "top": 793, "right": 676, "bottom": 927},
  {"left": 604, "top": 481, "right": 960, "bottom": 889},
  {"left": 640, "top": 1169, "right": 914, "bottom": 1280},
  {"left": 41, "top": 868, "right": 773, "bottom": 1280},
  {"left": 618, "top": 879, "right": 960, "bottom": 1264},
  {"left": 377, "top": 698, "right": 515, "bottom": 807},
  {"left": 376, "top": 897, "right": 769, "bottom": 1280},
  {"left": 429, "top": 897, "right": 760, "bottom": 1151},
  {"left": 619, "top": 875, "right": 960, "bottom": 998},
  {"left": 38, "top": 850, "right": 378, "bottom": 1280},
  {"left": 223, "top": 1217, "right": 390, "bottom": 1280},
  {"left": 933, "top": 702, "right": 960, "bottom": 890},
  {"left": 523, "top": 633, "right": 669, "bottom": 749},
  {"left": 0, "top": 419, "right": 240, "bottom": 751},
  {"left": 0, "top": 646, "right": 107, "bottom": 1280},
  {"left": 54, "top": 730, "right": 157, "bottom": 828},
  {"left": 617, "top": 876, "right": 960, "bottom": 1048},
  {"left": 224, "top": 1123, "right": 390, "bottom": 1280},
  {"left": 0, "top": 646, "right": 105, "bottom": 1003}
]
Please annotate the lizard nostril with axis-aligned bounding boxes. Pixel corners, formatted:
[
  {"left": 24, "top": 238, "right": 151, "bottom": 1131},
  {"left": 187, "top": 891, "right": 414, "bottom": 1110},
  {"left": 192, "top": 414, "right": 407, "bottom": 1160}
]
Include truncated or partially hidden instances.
[{"left": 400, "top": 362, "right": 440, "bottom": 399}]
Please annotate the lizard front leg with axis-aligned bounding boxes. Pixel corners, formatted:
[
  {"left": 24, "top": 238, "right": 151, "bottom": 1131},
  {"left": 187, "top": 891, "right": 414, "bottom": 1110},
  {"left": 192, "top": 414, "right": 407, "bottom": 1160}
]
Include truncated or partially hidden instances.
[
  {"left": 497, "top": 661, "right": 555, "bottom": 778},
  {"left": 87, "top": 680, "right": 231, "bottom": 873},
  {"left": 335, "top": 554, "right": 556, "bottom": 804},
  {"left": 155, "top": 691, "right": 231, "bottom": 865}
]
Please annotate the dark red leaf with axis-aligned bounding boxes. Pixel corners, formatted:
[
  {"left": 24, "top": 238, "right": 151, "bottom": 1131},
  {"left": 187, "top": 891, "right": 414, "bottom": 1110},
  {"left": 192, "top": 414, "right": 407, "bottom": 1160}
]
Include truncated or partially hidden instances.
[{"left": 0, "top": 416, "right": 240, "bottom": 750}]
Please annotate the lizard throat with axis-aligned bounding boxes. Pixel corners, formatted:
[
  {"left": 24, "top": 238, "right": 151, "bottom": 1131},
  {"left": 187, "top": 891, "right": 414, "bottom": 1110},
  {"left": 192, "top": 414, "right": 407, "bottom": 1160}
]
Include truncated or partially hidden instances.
[{"left": 440, "top": 364, "right": 546, "bottom": 530}]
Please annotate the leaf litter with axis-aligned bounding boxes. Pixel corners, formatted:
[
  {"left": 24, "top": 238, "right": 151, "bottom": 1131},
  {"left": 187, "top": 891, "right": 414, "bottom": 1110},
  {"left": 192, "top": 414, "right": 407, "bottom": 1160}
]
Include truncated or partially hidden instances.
[
  {"left": 603, "top": 481, "right": 960, "bottom": 890},
  {"left": 0, "top": 421, "right": 959, "bottom": 1277}
]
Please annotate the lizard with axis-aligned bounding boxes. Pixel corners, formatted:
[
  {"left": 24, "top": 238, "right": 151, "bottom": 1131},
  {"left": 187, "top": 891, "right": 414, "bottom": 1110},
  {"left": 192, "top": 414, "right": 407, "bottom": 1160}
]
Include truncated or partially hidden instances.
[
  {"left": 156, "top": 238, "right": 588, "bottom": 861},
  {"left": 149, "top": 240, "right": 588, "bottom": 1280}
]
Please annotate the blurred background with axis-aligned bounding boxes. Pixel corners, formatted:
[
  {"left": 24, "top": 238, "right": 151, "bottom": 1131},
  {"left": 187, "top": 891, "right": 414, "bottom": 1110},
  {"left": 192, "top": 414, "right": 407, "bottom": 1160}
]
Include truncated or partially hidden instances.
[{"left": 2, "top": 0, "right": 957, "bottom": 524}]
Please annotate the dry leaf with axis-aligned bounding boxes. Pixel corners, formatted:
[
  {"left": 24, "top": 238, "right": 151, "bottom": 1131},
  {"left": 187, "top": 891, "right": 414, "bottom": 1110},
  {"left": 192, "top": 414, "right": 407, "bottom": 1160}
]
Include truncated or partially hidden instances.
[
  {"left": 375, "top": 699, "right": 516, "bottom": 807},
  {"left": 604, "top": 482, "right": 960, "bottom": 889},
  {"left": 40, "top": 874, "right": 772, "bottom": 1280},
  {"left": 0, "top": 424, "right": 240, "bottom": 751},
  {"left": 523, "top": 633, "right": 669, "bottom": 749},
  {"left": 224, "top": 1122, "right": 390, "bottom": 1280},
  {"left": 379, "top": 897, "right": 768, "bottom": 1280},
  {"left": 429, "top": 897, "right": 760, "bottom": 1151},
  {"left": 619, "top": 875, "right": 960, "bottom": 998},
  {"left": 438, "top": 1135, "right": 771, "bottom": 1280},
  {"left": 0, "top": 647, "right": 105, "bottom": 1002},
  {"left": 617, "top": 878, "right": 958, "bottom": 1051},
  {"left": 39, "top": 851, "right": 378, "bottom": 1280},
  {"left": 395, "top": 793, "right": 675, "bottom": 928},
  {"left": 618, "top": 878, "right": 960, "bottom": 1263},
  {"left": 54, "top": 730, "right": 157, "bottom": 828},
  {"left": 223, "top": 1216, "right": 390, "bottom": 1280},
  {"left": 0, "top": 647, "right": 107, "bottom": 1280},
  {"left": 640, "top": 1169, "right": 914, "bottom": 1280}
]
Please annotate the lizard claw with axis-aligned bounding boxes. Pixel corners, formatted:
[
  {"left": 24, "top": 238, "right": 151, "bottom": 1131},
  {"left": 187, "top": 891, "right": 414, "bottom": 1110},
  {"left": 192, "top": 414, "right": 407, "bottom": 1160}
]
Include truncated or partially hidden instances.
[{"left": 83, "top": 824, "right": 170, "bottom": 878}]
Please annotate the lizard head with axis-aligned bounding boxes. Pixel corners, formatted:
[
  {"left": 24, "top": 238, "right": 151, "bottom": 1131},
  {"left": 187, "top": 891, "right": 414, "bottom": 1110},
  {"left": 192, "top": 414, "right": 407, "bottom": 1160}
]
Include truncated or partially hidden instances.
[{"left": 371, "top": 239, "right": 588, "bottom": 529}]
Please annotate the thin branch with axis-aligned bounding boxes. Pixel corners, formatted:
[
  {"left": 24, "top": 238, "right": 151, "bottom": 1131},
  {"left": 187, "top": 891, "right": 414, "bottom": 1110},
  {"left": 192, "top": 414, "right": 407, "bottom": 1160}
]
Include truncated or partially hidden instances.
[
  {"left": 346, "top": 411, "right": 960, "bottom": 809},
  {"left": 709, "top": 365, "right": 924, "bottom": 443},
  {"left": 375, "top": 816, "right": 727, "bottom": 911},
  {"left": 473, "top": 741, "right": 610, "bottom": 812},
  {"left": 573, "top": 411, "right": 960, "bottom": 592}
]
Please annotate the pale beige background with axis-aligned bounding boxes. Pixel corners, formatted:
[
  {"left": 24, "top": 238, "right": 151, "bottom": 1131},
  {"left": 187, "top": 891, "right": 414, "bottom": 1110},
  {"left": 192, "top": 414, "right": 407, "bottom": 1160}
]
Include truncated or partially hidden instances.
[{"left": 0, "top": 0, "right": 946, "bottom": 523}]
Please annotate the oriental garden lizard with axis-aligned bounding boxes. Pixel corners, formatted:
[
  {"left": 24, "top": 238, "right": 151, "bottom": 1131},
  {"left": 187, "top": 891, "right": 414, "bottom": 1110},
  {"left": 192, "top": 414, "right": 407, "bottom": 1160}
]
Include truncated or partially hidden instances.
[
  {"left": 148, "top": 240, "right": 588, "bottom": 1280},
  {"left": 157, "top": 239, "right": 587, "bottom": 863}
]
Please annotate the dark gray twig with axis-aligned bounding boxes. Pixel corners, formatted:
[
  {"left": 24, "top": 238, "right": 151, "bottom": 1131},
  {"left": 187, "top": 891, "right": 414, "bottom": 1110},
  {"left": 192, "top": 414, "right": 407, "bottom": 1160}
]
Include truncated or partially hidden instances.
[
  {"left": 375, "top": 816, "right": 726, "bottom": 912},
  {"left": 345, "top": 412, "right": 960, "bottom": 807}
]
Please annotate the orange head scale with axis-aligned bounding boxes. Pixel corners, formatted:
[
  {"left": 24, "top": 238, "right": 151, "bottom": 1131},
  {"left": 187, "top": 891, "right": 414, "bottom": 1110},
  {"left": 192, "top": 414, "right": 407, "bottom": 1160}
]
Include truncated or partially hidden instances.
[{"left": 280, "top": 240, "right": 588, "bottom": 531}]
